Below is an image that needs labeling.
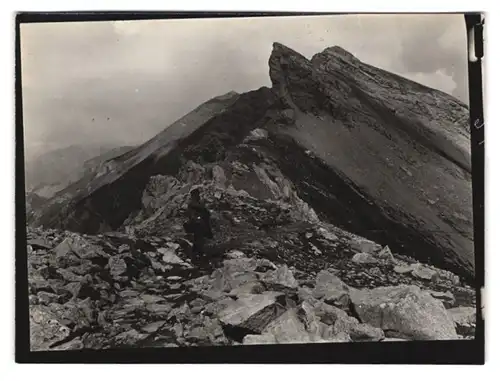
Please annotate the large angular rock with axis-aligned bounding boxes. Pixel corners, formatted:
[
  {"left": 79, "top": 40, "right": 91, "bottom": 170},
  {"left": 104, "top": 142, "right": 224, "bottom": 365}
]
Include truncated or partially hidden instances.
[
  {"left": 243, "top": 307, "right": 352, "bottom": 345},
  {"left": 56, "top": 252, "right": 82, "bottom": 268},
  {"left": 352, "top": 252, "right": 378, "bottom": 265},
  {"left": 297, "top": 301, "right": 350, "bottom": 342},
  {"left": 297, "top": 286, "right": 315, "bottom": 303},
  {"left": 203, "top": 297, "right": 235, "bottom": 317},
  {"left": 299, "top": 299, "right": 383, "bottom": 342},
  {"left": 376, "top": 246, "right": 394, "bottom": 261},
  {"left": 312, "top": 270, "right": 350, "bottom": 309},
  {"left": 30, "top": 305, "right": 71, "bottom": 351},
  {"left": 350, "top": 238, "right": 382, "bottom": 254},
  {"left": 217, "top": 291, "right": 287, "bottom": 333},
  {"left": 63, "top": 281, "right": 83, "bottom": 299},
  {"left": 348, "top": 322, "right": 385, "bottom": 342},
  {"left": 55, "top": 235, "right": 108, "bottom": 263},
  {"left": 350, "top": 285, "right": 458, "bottom": 340},
  {"left": 393, "top": 264, "right": 414, "bottom": 274},
  {"left": 316, "top": 227, "right": 338, "bottom": 242},
  {"left": 54, "top": 237, "right": 73, "bottom": 258},
  {"left": 184, "top": 317, "right": 229, "bottom": 346},
  {"left": 47, "top": 298, "right": 97, "bottom": 331},
  {"left": 210, "top": 268, "right": 259, "bottom": 294},
  {"left": 262, "top": 309, "right": 312, "bottom": 344},
  {"left": 393, "top": 263, "right": 440, "bottom": 282},
  {"left": 436, "top": 269, "right": 461, "bottom": 286},
  {"left": 222, "top": 258, "right": 258, "bottom": 273},
  {"left": 260, "top": 264, "right": 298, "bottom": 291},
  {"left": 411, "top": 264, "right": 439, "bottom": 282},
  {"left": 158, "top": 247, "right": 190, "bottom": 267}
]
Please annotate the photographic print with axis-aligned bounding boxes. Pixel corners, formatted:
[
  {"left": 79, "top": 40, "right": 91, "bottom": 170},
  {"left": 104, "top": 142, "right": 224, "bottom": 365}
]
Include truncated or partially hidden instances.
[{"left": 17, "top": 12, "right": 484, "bottom": 362}]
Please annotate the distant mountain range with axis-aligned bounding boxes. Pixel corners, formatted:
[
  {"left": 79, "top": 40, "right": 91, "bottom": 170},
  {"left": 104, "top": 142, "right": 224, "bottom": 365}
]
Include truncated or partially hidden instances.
[{"left": 25, "top": 144, "right": 134, "bottom": 198}]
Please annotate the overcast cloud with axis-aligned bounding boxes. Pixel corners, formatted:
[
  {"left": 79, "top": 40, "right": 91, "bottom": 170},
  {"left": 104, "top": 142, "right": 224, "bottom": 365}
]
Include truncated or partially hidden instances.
[{"left": 20, "top": 14, "right": 469, "bottom": 161}]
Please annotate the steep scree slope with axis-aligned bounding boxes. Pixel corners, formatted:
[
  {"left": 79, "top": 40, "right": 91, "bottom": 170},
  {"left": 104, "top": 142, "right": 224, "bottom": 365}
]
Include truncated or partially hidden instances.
[{"left": 266, "top": 43, "right": 473, "bottom": 280}]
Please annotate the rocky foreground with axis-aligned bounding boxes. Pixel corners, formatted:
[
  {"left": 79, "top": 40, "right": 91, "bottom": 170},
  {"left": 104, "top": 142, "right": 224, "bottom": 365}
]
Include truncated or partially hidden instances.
[{"left": 28, "top": 219, "right": 476, "bottom": 351}]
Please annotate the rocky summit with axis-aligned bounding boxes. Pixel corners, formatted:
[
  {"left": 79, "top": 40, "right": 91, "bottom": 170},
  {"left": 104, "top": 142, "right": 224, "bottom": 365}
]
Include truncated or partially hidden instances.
[{"left": 26, "top": 42, "right": 476, "bottom": 350}]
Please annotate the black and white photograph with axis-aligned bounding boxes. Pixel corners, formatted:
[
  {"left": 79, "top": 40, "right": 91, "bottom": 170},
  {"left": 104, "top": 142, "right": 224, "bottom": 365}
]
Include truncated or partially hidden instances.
[{"left": 16, "top": 12, "right": 483, "bottom": 361}]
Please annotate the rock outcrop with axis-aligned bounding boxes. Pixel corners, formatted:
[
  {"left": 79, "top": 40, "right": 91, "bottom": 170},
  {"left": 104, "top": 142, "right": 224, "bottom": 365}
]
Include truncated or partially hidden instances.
[{"left": 268, "top": 42, "right": 473, "bottom": 280}]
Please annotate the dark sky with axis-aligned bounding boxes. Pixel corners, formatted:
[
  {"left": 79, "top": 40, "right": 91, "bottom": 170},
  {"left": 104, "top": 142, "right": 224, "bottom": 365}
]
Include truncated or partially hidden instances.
[{"left": 20, "top": 14, "right": 468, "bottom": 161}]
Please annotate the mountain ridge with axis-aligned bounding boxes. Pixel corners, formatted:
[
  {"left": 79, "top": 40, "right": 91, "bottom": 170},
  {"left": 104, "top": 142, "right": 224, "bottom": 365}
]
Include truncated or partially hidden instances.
[{"left": 28, "top": 42, "right": 474, "bottom": 281}]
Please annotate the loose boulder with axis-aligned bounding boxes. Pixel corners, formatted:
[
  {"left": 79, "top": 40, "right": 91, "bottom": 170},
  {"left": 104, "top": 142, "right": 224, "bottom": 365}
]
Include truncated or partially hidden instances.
[
  {"left": 350, "top": 285, "right": 458, "bottom": 340},
  {"left": 350, "top": 238, "right": 382, "bottom": 254},
  {"left": 217, "top": 292, "right": 287, "bottom": 334},
  {"left": 312, "top": 270, "right": 350, "bottom": 309},
  {"left": 30, "top": 305, "right": 71, "bottom": 351},
  {"left": 376, "top": 246, "right": 394, "bottom": 261},
  {"left": 261, "top": 309, "right": 312, "bottom": 344},
  {"left": 411, "top": 264, "right": 439, "bottom": 282},
  {"left": 158, "top": 247, "right": 190, "bottom": 267},
  {"left": 261, "top": 264, "right": 298, "bottom": 291},
  {"left": 352, "top": 252, "right": 378, "bottom": 265},
  {"left": 299, "top": 299, "right": 384, "bottom": 342}
]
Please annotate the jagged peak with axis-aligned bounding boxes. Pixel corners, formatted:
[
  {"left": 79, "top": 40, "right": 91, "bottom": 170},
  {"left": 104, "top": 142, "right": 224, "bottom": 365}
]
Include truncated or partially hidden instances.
[
  {"left": 272, "top": 42, "right": 295, "bottom": 53},
  {"left": 271, "top": 42, "right": 310, "bottom": 61}
]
